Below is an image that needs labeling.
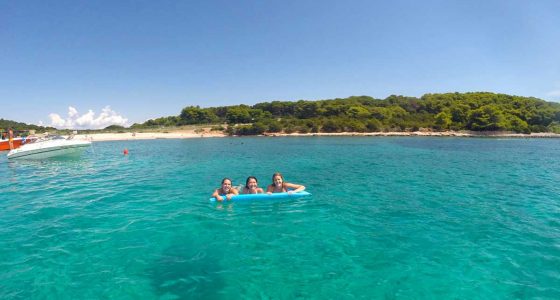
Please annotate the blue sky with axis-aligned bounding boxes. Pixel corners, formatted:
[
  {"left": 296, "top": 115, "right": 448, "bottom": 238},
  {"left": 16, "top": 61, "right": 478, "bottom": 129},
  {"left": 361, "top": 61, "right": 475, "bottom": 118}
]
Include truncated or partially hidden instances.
[{"left": 1, "top": 0, "right": 559, "bottom": 128}]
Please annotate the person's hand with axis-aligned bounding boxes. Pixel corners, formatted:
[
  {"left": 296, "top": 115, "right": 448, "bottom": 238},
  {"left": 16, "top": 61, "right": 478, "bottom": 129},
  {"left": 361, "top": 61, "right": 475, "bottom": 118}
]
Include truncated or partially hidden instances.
[
  {"left": 226, "top": 194, "right": 233, "bottom": 200},
  {"left": 216, "top": 195, "right": 224, "bottom": 201},
  {"left": 267, "top": 192, "right": 272, "bottom": 195},
  {"left": 287, "top": 190, "right": 293, "bottom": 194}
]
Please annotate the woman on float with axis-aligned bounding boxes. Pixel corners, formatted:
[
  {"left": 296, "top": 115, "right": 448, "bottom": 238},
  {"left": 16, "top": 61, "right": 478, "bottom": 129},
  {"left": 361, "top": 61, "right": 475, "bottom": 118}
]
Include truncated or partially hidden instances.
[
  {"left": 211, "top": 178, "right": 239, "bottom": 201},
  {"left": 241, "top": 176, "right": 264, "bottom": 194},
  {"left": 266, "top": 172, "right": 305, "bottom": 194}
]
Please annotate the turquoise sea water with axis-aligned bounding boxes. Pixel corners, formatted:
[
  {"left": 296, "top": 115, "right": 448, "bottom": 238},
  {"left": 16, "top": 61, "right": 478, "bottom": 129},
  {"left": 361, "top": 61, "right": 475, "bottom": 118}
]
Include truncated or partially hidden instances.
[{"left": 1, "top": 137, "right": 560, "bottom": 299}]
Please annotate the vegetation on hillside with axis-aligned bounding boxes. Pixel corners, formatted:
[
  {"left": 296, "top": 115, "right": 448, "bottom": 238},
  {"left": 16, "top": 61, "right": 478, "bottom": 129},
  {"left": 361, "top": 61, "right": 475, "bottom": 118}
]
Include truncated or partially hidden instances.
[
  {"left": 131, "top": 92, "right": 560, "bottom": 135},
  {"left": 0, "top": 119, "right": 55, "bottom": 134},
  {"left": 5, "top": 92, "right": 560, "bottom": 136}
]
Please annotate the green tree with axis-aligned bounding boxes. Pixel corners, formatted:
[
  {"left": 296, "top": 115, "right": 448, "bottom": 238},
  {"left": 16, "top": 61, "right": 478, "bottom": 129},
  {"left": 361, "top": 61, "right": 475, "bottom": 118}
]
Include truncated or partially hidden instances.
[
  {"left": 449, "top": 103, "right": 470, "bottom": 124},
  {"left": 434, "top": 111, "right": 452, "bottom": 130},
  {"left": 104, "top": 125, "right": 126, "bottom": 130},
  {"left": 266, "top": 120, "right": 283, "bottom": 133},
  {"left": 225, "top": 106, "right": 252, "bottom": 124},
  {"left": 505, "top": 114, "right": 530, "bottom": 133},
  {"left": 548, "top": 122, "right": 560, "bottom": 134},
  {"left": 295, "top": 101, "right": 322, "bottom": 118},
  {"left": 346, "top": 106, "right": 371, "bottom": 119},
  {"left": 366, "top": 119, "right": 382, "bottom": 132},
  {"left": 249, "top": 109, "right": 272, "bottom": 122},
  {"left": 322, "top": 120, "right": 342, "bottom": 132},
  {"left": 344, "top": 119, "right": 367, "bottom": 132},
  {"left": 467, "top": 105, "right": 507, "bottom": 131},
  {"left": 322, "top": 103, "right": 346, "bottom": 116},
  {"left": 180, "top": 106, "right": 216, "bottom": 124},
  {"left": 370, "top": 107, "right": 390, "bottom": 122}
]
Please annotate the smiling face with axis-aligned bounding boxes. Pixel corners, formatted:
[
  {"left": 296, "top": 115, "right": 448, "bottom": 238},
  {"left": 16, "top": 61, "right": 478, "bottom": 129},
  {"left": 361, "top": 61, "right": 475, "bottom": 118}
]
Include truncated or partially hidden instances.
[
  {"left": 247, "top": 178, "right": 258, "bottom": 189},
  {"left": 221, "top": 179, "right": 232, "bottom": 192},
  {"left": 273, "top": 175, "right": 283, "bottom": 187}
]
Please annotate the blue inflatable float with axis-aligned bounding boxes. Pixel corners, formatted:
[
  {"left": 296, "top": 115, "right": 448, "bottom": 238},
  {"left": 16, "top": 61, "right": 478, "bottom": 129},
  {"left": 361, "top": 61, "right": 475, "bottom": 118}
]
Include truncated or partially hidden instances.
[{"left": 210, "top": 191, "right": 311, "bottom": 202}]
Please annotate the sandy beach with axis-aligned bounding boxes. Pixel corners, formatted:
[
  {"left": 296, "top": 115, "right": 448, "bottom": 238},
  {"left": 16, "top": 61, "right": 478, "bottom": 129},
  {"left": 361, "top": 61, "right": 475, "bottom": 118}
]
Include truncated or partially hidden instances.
[
  {"left": 68, "top": 128, "right": 560, "bottom": 142},
  {"left": 73, "top": 129, "right": 226, "bottom": 142}
]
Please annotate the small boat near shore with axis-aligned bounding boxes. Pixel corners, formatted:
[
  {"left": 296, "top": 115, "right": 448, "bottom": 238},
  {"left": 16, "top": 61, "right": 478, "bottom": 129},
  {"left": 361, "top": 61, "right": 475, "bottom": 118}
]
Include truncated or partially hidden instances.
[
  {"left": 7, "top": 136, "right": 91, "bottom": 159},
  {"left": 0, "top": 136, "right": 38, "bottom": 151}
]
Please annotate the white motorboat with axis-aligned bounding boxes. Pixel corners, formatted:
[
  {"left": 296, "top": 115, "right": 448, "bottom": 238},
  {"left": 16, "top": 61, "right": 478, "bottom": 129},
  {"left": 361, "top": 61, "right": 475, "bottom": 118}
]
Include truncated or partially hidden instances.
[{"left": 7, "top": 136, "right": 91, "bottom": 159}]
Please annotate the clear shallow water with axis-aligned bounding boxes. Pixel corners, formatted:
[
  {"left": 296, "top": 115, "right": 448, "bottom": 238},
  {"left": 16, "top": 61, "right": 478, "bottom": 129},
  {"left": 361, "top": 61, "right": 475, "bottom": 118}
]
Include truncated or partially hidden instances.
[{"left": 1, "top": 137, "right": 560, "bottom": 299}]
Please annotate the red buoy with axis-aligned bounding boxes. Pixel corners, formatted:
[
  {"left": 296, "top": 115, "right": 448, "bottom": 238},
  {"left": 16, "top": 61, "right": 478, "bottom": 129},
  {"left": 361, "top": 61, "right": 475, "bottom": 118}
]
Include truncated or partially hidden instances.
[{"left": 123, "top": 148, "right": 129, "bottom": 155}]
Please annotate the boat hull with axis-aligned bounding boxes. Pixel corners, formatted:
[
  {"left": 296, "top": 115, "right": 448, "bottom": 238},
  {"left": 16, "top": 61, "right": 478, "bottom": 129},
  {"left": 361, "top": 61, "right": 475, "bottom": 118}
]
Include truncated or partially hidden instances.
[{"left": 7, "top": 140, "right": 91, "bottom": 159}]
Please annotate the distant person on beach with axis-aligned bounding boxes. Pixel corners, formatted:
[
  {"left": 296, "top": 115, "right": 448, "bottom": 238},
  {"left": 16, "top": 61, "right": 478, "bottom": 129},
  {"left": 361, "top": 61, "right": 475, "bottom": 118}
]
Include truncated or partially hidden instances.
[
  {"left": 241, "top": 176, "right": 264, "bottom": 194},
  {"left": 8, "top": 128, "right": 14, "bottom": 150},
  {"left": 266, "top": 172, "right": 305, "bottom": 194},
  {"left": 212, "top": 178, "right": 239, "bottom": 201}
]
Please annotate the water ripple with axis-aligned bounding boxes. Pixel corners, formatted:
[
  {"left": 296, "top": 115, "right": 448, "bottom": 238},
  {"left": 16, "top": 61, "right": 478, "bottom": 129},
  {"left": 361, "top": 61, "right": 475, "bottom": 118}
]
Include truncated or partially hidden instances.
[{"left": 1, "top": 138, "right": 560, "bottom": 298}]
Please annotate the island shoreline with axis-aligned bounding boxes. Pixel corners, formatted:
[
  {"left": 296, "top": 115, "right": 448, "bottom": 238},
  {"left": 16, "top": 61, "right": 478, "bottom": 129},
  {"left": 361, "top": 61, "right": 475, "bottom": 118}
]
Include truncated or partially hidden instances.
[{"left": 70, "top": 130, "right": 560, "bottom": 142}]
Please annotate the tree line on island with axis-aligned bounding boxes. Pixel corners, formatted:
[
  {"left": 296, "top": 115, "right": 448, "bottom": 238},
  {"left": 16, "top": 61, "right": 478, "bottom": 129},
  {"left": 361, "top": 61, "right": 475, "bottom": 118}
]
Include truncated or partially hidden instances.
[
  {"left": 3, "top": 92, "right": 560, "bottom": 135},
  {"left": 131, "top": 92, "right": 560, "bottom": 135}
]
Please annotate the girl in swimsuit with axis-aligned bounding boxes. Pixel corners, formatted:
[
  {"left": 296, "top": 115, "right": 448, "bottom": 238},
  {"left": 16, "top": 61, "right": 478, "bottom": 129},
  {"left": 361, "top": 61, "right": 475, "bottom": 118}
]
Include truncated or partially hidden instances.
[
  {"left": 266, "top": 172, "right": 305, "bottom": 194},
  {"left": 241, "top": 176, "right": 264, "bottom": 194},
  {"left": 212, "top": 178, "right": 239, "bottom": 201},
  {"left": 8, "top": 128, "right": 14, "bottom": 150}
]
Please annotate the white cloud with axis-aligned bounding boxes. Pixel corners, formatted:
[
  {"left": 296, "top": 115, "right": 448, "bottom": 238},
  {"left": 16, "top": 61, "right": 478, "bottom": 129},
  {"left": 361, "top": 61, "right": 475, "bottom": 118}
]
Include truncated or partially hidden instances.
[
  {"left": 48, "top": 113, "right": 69, "bottom": 128},
  {"left": 68, "top": 106, "right": 78, "bottom": 118},
  {"left": 48, "top": 106, "right": 129, "bottom": 129}
]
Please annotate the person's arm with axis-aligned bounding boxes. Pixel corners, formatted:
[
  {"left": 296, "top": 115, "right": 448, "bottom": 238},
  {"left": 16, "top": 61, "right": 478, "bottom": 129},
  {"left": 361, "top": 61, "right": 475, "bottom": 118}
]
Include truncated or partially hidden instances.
[
  {"left": 256, "top": 188, "right": 264, "bottom": 194},
  {"left": 285, "top": 183, "right": 305, "bottom": 193},
  {"left": 226, "top": 188, "right": 239, "bottom": 200},
  {"left": 266, "top": 185, "right": 274, "bottom": 194},
  {"left": 212, "top": 189, "right": 224, "bottom": 202}
]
